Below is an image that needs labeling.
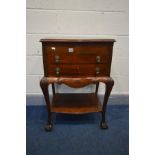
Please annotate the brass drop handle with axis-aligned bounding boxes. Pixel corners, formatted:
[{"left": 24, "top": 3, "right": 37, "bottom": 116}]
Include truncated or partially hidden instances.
[
  {"left": 55, "top": 55, "right": 60, "bottom": 63},
  {"left": 55, "top": 67, "right": 60, "bottom": 75},
  {"left": 96, "top": 67, "right": 100, "bottom": 75},
  {"left": 96, "top": 56, "right": 101, "bottom": 63}
]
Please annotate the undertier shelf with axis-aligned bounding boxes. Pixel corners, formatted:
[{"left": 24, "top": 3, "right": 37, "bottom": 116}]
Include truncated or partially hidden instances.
[{"left": 51, "top": 93, "right": 102, "bottom": 114}]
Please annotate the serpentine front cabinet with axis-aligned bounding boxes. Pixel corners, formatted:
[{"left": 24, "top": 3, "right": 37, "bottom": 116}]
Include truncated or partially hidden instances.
[{"left": 40, "top": 39, "right": 115, "bottom": 131}]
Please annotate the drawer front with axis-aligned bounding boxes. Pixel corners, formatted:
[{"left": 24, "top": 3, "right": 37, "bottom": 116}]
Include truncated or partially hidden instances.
[
  {"left": 45, "top": 45, "right": 111, "bottom": 56},
  {"left": 45, "top": 43, "right": 78, "bottom": 54},
  {"left": 47, "top": 54, "right": 108, "bottom": 64},
  {"left": 47, "top": 64, "right": 108, "bottom": 76}
]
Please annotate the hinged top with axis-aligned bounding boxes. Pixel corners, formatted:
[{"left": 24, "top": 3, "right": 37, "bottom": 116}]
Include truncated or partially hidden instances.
[{"left": 40, "top": 39, "right": 116, "bottom": 43}]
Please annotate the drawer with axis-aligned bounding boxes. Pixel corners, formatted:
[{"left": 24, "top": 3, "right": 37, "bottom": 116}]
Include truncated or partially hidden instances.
[
  {"left": 45, "top": 43, "right": 111, "bottom": 56},
  {"left": 47, "top": 54, "right": 108, "bottom": 64},
  {"left": 44, "top": 43, "right": 78, "bottom": 54},
  {"left": 47, "top": 64, "right": 108, "bottom": 76}
]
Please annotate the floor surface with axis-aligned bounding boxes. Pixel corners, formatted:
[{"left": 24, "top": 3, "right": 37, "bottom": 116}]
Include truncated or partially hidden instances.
[{"left": 26, "top": 105, "right": 129, "bottom": 155}]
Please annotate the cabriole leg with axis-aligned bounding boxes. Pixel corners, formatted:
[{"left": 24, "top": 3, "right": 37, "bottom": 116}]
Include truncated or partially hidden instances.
[
  {"left": 40, "top": 77, "right": 53, "bottom": 131},
  {"left": 100, "top": 78, "right": 114, "bottom": 129}
]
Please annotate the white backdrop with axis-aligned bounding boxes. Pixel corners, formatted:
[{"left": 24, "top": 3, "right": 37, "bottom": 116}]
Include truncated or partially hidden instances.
[{"left": 26, "top": 0, "right": 129, "bottom": 95}]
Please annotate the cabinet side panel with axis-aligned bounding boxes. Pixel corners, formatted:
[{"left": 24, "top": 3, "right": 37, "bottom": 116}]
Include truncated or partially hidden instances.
[
  {"left": 105, "top": 42, "right": 114, "bottom": 76},
  {"left": 42, "top": 43, "right": 48, "bottom": 76}
]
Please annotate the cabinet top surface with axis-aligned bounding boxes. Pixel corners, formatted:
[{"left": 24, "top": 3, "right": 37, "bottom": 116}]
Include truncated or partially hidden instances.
[{"left": 40, "top": 38, "right": 116, "bottom": 43}]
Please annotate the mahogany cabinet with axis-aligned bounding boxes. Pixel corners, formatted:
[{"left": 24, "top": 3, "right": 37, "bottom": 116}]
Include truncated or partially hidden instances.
[{"left": 40, "top": 39, "right": 115, "bottom": 131}]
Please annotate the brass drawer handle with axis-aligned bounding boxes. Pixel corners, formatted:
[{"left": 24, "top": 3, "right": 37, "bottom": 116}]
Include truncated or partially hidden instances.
[
  {"left": 96, "top": 56, "right": 101, "bottom": 63},
  {"left": 96, "top": 67, "right": 100, "bottom": 75},
  {"left": 55, "top": 55, "right": 60, "bottom": 63},
  {"left": 55, "top": 67, "right": 60, "bottom": 75}
]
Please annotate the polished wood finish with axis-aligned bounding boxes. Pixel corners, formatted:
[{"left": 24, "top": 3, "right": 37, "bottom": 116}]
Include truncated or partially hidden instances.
[
  {"left": 42, "top": 41, "right": 113, "bottom": 77},
  {"left": 47, "top": 64, "right": 108, "bottom": 76},
  {"left": 40, "top": 39, "right": 115, "bottom": 131},
  {"left": 51, "top": 93, "right": 102, "bottom": 114}
]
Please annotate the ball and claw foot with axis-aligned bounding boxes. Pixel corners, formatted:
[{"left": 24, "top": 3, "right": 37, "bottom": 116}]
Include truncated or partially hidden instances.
[
  {"left": 100, "top": 122, "right": 108, "bottom": 129},
  {"left": 44, "top": 124, "right": 53, "bottom": 132}
]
